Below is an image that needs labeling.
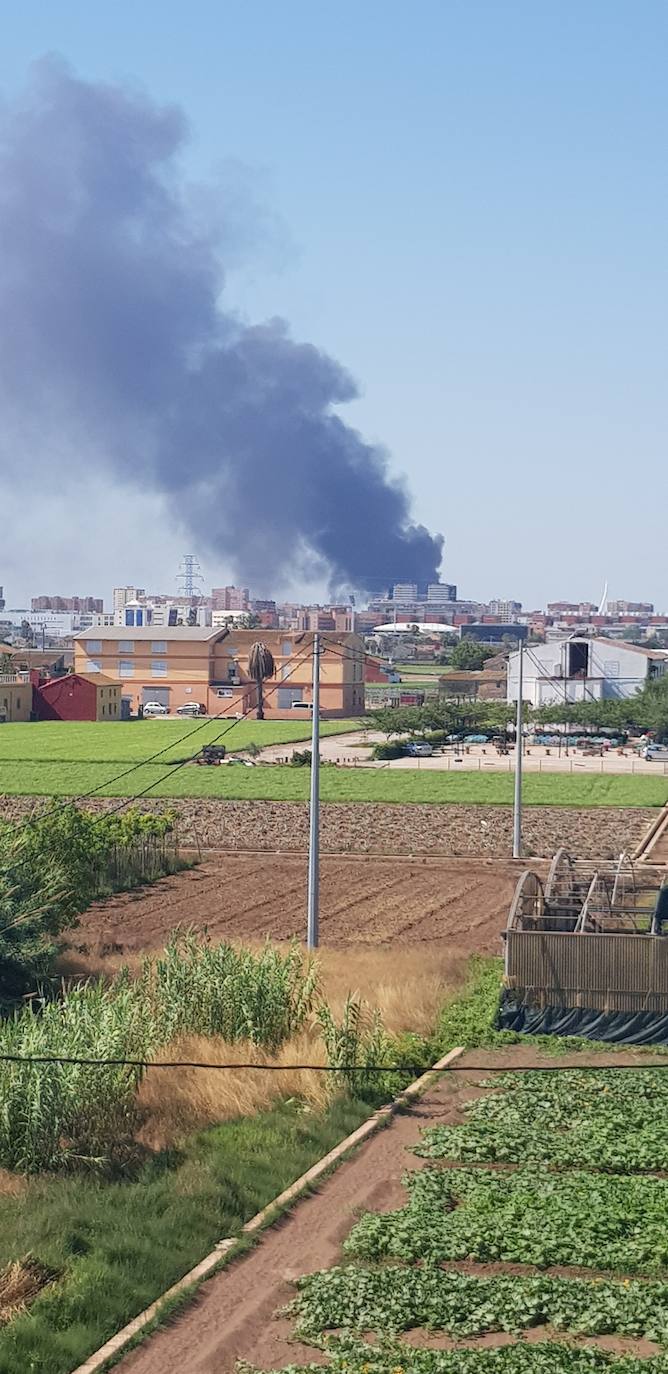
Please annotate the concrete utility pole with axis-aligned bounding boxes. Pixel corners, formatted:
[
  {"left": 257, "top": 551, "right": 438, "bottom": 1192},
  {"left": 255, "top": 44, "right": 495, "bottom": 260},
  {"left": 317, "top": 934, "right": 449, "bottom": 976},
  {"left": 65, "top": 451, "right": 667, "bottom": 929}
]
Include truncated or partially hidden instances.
[
  {"left": 307, "top": 631, "right": 320, "bottom": 949},
  {"left": 512, "top": 637, "right": 524, "bottom": 859}
]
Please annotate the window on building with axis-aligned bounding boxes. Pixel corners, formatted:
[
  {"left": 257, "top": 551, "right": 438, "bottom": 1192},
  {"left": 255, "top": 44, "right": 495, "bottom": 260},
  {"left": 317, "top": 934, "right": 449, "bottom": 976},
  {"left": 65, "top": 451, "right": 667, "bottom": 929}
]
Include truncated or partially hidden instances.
[
  {"left": 216, "top": 687, "right": 233, "bottom": 697},
  {"left": 118, "top": 660, "right": 134, "bottom": 678},
  {"left": 151, "top": 661, "right": 168, "bottom": 677},
  {"left": 16, "top": 697, "right": 21, "bottom": 710},
  {"left": 605, "top": 661, "right": 620, "bottom": 677},
  {"left": 86, "top": 639, "right": 102, "bottom": 655},
  {"left": 102, "top": 705, "right": 106, "bottom": 716},
  {"left": 281, "top": 639, "right": 292, "bottom": 657},
  {"left": 151, "top": 641, "right": 167, "bottom": 654},
  {"left": 86, "top": 660, "right": 102, "bottom": 673},
  {"left": 118, "top": 640, "right": 134, "bottom": 653}
]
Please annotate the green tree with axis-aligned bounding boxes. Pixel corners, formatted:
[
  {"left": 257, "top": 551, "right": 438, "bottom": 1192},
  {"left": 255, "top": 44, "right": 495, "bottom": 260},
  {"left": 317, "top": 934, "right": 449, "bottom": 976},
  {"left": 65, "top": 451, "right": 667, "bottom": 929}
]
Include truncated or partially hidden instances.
[
  {"left": 638, "top": 675, "right": 668, "bottom": 738},
  {"left": 450, "top": 639, "right": 498, "bottom": 671}
]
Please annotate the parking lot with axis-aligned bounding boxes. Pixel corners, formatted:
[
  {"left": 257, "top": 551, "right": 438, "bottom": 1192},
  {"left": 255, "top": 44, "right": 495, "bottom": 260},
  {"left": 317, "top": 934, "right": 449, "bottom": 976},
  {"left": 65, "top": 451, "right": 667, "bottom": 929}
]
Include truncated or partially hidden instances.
[{"left": 261, "top": 730, "right": 668, "bottom": 775}]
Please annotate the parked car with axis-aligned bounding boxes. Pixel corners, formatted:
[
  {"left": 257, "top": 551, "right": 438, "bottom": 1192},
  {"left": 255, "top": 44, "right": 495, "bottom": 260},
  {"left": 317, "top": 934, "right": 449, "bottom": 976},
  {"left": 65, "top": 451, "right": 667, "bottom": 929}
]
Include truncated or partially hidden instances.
[
  {"left": 176, "top": 702, "right": 206, "bottom": 717},
  {"left": 291, "top": 701, "right": 313, "bottom": 712},
  {"left": 143, "top": 701, "right": 169, "bottom": 716},
  {"left": 644, "top": 744, "right": 668, "bottom": 762},
  {"left": 405, "top": 741, "right": 434, "bottom": 757}
]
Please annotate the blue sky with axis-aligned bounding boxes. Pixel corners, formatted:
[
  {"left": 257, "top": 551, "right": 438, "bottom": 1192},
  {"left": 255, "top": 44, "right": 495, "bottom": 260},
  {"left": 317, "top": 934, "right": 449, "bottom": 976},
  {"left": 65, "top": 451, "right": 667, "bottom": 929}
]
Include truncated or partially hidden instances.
[{"left": 1, "top": 1, "right": 666, "bottom": 608}]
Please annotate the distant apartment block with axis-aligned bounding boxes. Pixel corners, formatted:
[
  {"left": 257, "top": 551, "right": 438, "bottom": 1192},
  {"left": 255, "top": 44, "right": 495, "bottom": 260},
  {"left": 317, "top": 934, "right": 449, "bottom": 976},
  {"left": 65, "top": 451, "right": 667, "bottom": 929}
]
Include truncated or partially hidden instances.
[
  {"left": 31, "top": 595, "right": 104, "bottom": 613},
  {"left": 488, "top": 598, "right": 522, "bottom": 622},
  {"left": 211, "top": 586, "right": 250, "bottom": 612},
  {"left": 546, "top": 602, "right": 598, "bottom": 616},
  {"left": 113, "top": 587, "right": 146, "bottom": 622},
  {"left": 607, "top": 600, "right": 654, "bottom": 617},
  {"left": 426, "top": 583, "right": 457, "bottom": 603},
  {"left": 21, "top": 611, "right": 79, "bottom": 637},
  {"left": 391, "top": 582, "right": 419, "bottom": 604},
  {"left": 252, "top": 599, "right": 279, "bottom": 628},
  {"left": 114, "top": 594, "right": 213, "bottom": 629}
]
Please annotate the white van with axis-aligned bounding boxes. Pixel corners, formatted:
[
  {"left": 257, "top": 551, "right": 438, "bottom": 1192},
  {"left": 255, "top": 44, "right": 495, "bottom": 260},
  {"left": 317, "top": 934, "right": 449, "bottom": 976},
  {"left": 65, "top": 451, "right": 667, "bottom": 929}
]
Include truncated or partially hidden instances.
[
  {"left": 291, "top": 701, "right": 313, "bottom": 712},
  {"left": 644, "top": 744, "right": 668, "bottom": 762}
]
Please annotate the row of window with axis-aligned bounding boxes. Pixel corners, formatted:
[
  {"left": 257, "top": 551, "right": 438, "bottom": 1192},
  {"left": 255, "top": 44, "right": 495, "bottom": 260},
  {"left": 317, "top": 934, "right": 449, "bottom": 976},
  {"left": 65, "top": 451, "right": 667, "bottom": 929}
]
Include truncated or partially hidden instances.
[
  {"left": 86, "top": 660, "right": 167, "bottom": 678},
  {"left": 85, "top": 640, "right": 167, "bottom": 655}
]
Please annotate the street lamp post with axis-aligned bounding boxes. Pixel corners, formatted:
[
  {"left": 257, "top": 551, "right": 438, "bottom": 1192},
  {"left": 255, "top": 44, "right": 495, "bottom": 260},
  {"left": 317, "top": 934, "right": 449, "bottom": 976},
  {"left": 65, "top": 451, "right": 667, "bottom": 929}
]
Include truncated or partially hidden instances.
[
  {"left": 307, "top": 632, "right": 320, "bottom": 949},
  {"left": 512, "top": 638, "right": 524, "bottom": 859}
]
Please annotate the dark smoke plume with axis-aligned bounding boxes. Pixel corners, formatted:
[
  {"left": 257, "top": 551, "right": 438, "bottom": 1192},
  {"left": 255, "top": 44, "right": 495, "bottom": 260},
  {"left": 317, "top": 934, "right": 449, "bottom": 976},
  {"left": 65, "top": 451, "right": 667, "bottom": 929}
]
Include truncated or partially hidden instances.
[{"left": 0, "top": 60, "right": 443, "bottom": 592}]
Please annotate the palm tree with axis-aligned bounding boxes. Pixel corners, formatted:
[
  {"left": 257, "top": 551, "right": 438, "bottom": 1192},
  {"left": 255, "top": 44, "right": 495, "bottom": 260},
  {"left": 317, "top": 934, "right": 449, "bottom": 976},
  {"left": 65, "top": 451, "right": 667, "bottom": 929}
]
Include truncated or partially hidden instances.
[{"left": 248, "top": 642, "right": 275, "bottom": 720}]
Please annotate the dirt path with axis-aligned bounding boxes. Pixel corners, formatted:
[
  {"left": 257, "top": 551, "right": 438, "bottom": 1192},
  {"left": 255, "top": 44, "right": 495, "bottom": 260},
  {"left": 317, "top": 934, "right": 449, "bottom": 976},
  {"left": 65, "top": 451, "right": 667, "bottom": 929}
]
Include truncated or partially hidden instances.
[
  {"left": 68, "top": 854, "right": 522, "bottom": 960},
  {"left": 118, "top": 1061, "right": 477, "bottom": 1374},
  {"left": 118, "top": 1047, "right": 657, "bottom": 1374}
]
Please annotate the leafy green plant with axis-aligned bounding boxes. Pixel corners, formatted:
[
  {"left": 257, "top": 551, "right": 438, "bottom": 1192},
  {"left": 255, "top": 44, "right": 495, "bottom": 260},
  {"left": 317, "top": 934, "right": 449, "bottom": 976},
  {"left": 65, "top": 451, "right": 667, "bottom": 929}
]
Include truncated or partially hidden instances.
[
  {"left": 241, "top": 1338, "right": 668, "bottom": 1373},
  {"left": 346, "top": 1166, "right": 668, "bottom": 1273},
  {"left": 0, "top": 804, "right": 182, "bottom": 1003},
  {"left": 287, "top": 1262, "right": 668, "bottom": 1346},
  {"left": 416, "top": 1067, "right": 668, "bottom": 1171},
  {"left": 148, "top": 934, "right": 319, "bottom": 1050},
  {"left": 317, "top": 995, "right": 400, "bottom": 1098}
]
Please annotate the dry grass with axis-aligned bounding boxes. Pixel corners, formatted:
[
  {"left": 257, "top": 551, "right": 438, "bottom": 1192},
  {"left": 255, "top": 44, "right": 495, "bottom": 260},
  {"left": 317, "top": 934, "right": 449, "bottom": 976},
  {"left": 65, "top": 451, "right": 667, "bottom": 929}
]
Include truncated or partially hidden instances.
[
  {"left": 136, "top": 1029, "right": 332, "bottom": 1149},
  {"left": 0, "top": 1257, "right": 56, "bottom": 1325},
  {"left": 317, "top": 945, "right": 467, "bottom": 1037},
  {"left": 136, "top": 945, "right": 468, "bottom": 1150},
  {"left": 0, "top": 1171, "right": 27, "bottom": 1200}
]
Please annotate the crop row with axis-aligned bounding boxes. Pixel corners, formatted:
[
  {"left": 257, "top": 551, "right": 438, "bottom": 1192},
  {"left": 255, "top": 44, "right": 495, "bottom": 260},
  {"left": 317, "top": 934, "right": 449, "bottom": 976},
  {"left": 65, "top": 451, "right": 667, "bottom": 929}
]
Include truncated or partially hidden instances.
[
  {"left": 287, "top": 1263, "right": 668, "bottom": 1345},
  {"left": 241, "top": 1337, "right": 668, "bottom": 1373},
  {"left": 345, "top": 1166, "right": 668, "bottom": 1272},
  {"left": 415, "top": 1068, "right": 668, "bottom": 1171}
]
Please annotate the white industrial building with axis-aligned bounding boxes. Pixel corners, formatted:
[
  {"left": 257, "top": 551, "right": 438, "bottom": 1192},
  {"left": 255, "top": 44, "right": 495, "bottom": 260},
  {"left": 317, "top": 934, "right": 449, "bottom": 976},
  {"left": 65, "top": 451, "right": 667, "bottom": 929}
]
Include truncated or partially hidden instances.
[{"left": 508, "top": 637, "right": 668, "bottom": 707}]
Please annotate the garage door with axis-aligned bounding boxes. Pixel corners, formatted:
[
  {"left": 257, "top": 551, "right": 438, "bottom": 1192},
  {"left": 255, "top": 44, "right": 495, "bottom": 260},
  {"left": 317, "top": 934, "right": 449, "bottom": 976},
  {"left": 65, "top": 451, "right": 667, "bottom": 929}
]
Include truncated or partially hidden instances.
[
  {"left": 142, "top": 686, "right": 170, "bottom": 707},
  {"left": 276, "top": 688, "right": 302, "bottom": 709}
]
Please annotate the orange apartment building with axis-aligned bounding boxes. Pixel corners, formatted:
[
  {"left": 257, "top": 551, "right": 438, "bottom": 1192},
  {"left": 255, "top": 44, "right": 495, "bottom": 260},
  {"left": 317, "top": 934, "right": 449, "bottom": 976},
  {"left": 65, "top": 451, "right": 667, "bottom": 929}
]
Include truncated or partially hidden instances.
[
  {"left": 72, "top": 627, "right": 365, "bottom": 718},
  {"left": 0, "top": 673, "right": 32, "bottom": 722}
]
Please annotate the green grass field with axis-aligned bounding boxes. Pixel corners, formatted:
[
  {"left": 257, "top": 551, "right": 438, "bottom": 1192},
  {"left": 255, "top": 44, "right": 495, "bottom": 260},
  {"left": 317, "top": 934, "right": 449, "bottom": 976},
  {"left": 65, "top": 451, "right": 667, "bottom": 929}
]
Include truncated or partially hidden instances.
[
  {"left": 0, "top": 756, "right": 664, "bottom": 806},
  {"left": 0, "top": 1096, "right": 370, "bottom": 1374},
  {"left": 0, "top": 718, "right": 357, "bottom": 764},
  {"left": 393, "top": 662, "right": 443, "bottom": 675}
]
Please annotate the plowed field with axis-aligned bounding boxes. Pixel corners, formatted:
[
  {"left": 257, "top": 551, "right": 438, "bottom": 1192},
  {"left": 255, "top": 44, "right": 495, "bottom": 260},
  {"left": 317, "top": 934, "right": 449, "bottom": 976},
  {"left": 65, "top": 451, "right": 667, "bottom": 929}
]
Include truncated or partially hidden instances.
[{"left": 69, "top": 854, "right": 521, "bottom": 960}]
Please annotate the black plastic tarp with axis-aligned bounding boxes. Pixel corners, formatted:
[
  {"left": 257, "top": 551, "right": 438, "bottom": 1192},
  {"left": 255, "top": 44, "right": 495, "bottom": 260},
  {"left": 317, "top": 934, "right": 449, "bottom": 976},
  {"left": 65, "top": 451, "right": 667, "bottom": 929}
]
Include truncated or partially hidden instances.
[{"left": 496, "top": 991, "right": 668, "bottom": 1046}]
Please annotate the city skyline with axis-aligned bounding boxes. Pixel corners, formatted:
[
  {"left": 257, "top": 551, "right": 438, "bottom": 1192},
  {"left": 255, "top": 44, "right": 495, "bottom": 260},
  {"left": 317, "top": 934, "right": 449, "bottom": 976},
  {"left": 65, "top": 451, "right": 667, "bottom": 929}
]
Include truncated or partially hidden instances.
[{"left": 2, "top": 572, "right": 663, "bottom": 621}]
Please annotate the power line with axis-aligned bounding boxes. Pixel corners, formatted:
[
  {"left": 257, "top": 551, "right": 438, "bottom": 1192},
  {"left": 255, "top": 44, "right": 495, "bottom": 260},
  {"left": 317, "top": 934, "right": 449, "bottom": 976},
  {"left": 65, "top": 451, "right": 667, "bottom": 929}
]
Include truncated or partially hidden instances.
[
  {"left": 0, "top": 1054, "right": 666, "bottom": 1073},
  {"left": 6, "top": 644, "right": 315, "bottom": 845}
]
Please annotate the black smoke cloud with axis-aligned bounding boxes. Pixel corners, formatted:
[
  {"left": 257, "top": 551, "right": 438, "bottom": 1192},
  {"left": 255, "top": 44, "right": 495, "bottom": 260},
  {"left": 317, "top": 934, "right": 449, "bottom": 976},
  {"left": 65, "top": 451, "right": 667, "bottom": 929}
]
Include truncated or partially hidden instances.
[{"left": 0, "top": 59, "right": 443, "bottom": 593}]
